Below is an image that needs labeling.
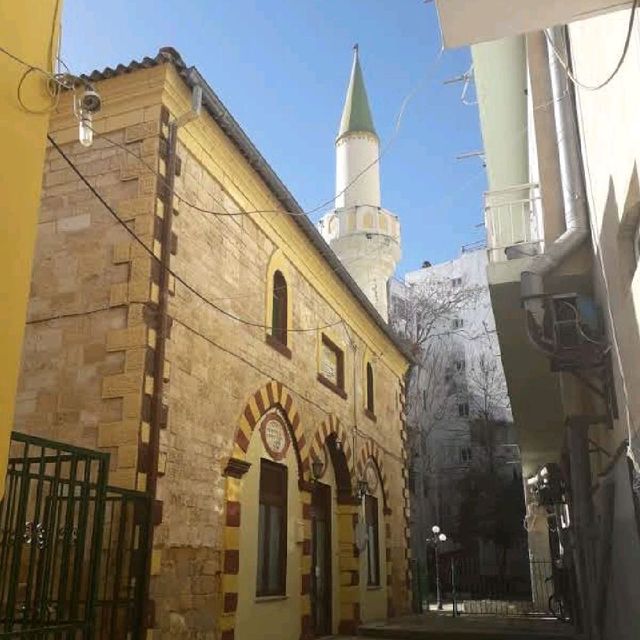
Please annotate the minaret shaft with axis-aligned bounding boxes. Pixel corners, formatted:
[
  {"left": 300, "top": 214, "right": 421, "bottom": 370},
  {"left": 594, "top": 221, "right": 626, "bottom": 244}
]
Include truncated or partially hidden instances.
[{"left": 318, "top": 47, "right": 401, "bottom": 321}]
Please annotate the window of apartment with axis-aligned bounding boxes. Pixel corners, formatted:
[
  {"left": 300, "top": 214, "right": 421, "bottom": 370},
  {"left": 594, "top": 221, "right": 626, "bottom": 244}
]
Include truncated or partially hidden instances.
[
  {"left": 460, "top": 447, "right": 472, "bottom": 463},
  {"left": 458, "top": 402, "right": 470, "bottom": 417},
  {"left": 452, "top": 318, "right": 464, "bottom": 330},
  {"left": 366, "top": 362, "right": 375, "bottom": 416},
  {"left": 270, "top": 270, "right": 288, "bottom": 348},
  {"left": 451, "top": 277, "right": 462, "bottom": 288},
  {"left": 257, "top": 459, "right": 287, "bottom": 597},
  {"left": 365, "top": 495, "right": 380, "bottom": 586},
  {"left": 318, "top": 334, "right": 346, "bottom": 398}
]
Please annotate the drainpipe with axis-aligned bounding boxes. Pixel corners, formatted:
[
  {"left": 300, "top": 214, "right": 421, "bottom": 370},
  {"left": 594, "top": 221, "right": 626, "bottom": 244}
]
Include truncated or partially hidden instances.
[
  {"left": 141, "top": 88, "right": 201, "bottom": 633},
  {"left": 520, "top": 26, "right": 597, "bottom": 637},
  {"left": 520, "top": 26, "right": 589, "bottom": 310}
]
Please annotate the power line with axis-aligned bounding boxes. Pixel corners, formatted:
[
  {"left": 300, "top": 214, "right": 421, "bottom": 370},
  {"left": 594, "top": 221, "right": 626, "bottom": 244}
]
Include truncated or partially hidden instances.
[
  {"left": 47, "top": 133, "right": 341, "bottom": 334},
  {"left": 544, "top": 0, "right": 638, "bottom": 92},
  {"left": 1, "top": 37, "right": 445, "bottom": 221},
  {"left": 174, "top": 314, "right": 404, "bottom": 464}
]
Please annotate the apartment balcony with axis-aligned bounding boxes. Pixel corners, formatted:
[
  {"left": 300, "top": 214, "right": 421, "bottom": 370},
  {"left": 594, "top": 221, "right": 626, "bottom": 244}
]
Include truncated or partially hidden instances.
[{"left": 484, "top": 183, "right": 542, "bottom": 264}]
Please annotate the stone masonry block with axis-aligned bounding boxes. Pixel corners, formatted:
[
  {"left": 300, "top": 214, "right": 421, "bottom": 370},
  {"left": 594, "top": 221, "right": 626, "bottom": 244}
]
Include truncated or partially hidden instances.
[
  {"left": 106, "top": 325, "right": 148, "bottom": 352},
  {"left": 118, "top": 196, "right": 156, "bottom": 220},
  {"left": 112, "top": 242, "right": 131, "bottom": 264},
  {"left": 125, "top": 120, "right": 160, "bottom": 143},
  {"left": 125, "top": 347, "right": 149, "bottom": 374},
  {"left": 223, "top": 526, "right": 239, "bottom": 550},
  {"left": 117, "top": 443, "right": 138, "bottom": 469},
  {"left": 140, "top": 137, "right": 159, "bottom": 159},
  {"left": 137, "top": 174, "right": 156, "bottom": 196},
  {"left": 102, "top": 372, "right": 143, "bottom": 398},
  {"left": 108, "top": 467, "right": 137, "bottom": 490},
  {"left": 122, "top": 393, "right": 142, "bottom": 420},
  {"left": 109, "top": 282, "right": 129, "bottom": 307},
  {"left": 97, "top": 420, "right": 139, "bottom": 447}
]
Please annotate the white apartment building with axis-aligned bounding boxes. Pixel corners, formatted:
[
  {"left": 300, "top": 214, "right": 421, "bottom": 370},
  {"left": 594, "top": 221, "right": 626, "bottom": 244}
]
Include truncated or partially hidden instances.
[{"left": 391, "top": 248, "right": 521, "bottom": 574}]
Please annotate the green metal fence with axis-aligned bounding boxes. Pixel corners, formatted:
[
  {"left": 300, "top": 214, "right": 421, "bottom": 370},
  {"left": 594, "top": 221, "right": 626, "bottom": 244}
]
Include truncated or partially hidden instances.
[
  {"left": 0, "top": 432, "right": 150, "bottom": 639},
  {"left": 94, "top": 487, "right": 150, "bottom": 639}
]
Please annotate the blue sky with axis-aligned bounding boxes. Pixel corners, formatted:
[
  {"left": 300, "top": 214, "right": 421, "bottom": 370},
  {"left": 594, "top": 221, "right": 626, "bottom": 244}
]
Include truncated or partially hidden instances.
[{"left": 61, "top": 0, "right": 486, "bottom": 274}]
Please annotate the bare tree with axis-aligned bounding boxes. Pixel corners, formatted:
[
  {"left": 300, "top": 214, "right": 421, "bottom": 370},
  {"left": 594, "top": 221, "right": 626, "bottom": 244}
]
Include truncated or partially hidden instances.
[
  {"left": 391, "top": 277, "right": 482, "bottom": 497},
  {"left": 467, "top": 349, "right": 511, "bottom": 472}
]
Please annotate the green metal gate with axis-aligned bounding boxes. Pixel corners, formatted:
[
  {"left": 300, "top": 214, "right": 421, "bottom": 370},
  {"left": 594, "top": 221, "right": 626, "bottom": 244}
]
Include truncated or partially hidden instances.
[{"left": 0, "top": 432, "right": 150, "bottom": 639}]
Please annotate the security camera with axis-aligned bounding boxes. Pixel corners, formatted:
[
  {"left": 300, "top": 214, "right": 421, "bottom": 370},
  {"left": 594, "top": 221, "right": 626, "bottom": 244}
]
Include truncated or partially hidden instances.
[{"left": 79, "top": 89, "right": 102, "bottom": 114}]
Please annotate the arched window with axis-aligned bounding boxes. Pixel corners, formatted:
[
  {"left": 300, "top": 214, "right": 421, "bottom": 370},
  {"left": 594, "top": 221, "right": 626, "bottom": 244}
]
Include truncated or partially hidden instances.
[
  {"left": 271, "top": 270, "right": 288, "bottom": 346},
  {"left": 366, "top": 362, "right": 374, "bottom": 415}
]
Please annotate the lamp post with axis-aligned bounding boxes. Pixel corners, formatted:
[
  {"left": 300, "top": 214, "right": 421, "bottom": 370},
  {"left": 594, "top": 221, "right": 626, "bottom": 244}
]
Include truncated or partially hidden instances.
[{"left": 427, "top": 525, "right": 447, "bottom": 610}]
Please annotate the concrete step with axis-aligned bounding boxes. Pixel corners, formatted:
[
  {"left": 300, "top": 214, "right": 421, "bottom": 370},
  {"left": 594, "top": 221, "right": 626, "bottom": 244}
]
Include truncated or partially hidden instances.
[{"left": 358, "top": 614, "right": 576, "bottom": 640}]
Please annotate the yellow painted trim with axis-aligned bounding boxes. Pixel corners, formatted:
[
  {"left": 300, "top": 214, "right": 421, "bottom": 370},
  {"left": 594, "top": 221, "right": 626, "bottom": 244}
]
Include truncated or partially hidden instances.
[
  {"left": 265, "top": 249, "right": 293, "bottom": 340},
  {"left": 160, "top": 64, "right": 408, "bottom": 377}
]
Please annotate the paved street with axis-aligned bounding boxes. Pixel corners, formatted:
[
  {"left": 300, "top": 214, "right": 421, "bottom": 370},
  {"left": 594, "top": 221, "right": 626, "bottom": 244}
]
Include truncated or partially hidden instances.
[{"left": 325, "top": 613, "right": 575, "bottom": 640}]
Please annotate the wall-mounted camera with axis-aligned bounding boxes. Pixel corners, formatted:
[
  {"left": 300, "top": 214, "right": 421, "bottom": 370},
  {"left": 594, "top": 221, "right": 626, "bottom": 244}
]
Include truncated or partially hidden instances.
[{"left": 79, "top": 89, "right": 102, "bottom": 114}]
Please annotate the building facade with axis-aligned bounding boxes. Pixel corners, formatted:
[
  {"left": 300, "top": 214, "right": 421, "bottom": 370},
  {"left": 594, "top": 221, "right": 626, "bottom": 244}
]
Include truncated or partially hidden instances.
[
  {"left": 13, "top": 48, "right": 412, "bottom": 639},
  {"left": 390, "top": 249, "right": 522, "bottom": 576},
  {"left": 436, "top": 2, "right": 640, "bottom": 638}
]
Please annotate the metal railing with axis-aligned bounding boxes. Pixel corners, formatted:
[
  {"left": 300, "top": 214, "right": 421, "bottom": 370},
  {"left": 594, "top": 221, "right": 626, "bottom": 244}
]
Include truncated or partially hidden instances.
[
  {"left": 417, "top": 553, "right": 575, "bottom": 620},
  {"left": 94, "top": 487, "right": 150, "bottom": 639},
  {"left": 484, "top": 183, "right": 542, "bottom": 263},
  {"left": 0, "top": 432, "right": 150, "bottom": 639},
  {"left": 0, "top": 432, "right": 108, "bottom": 637}
]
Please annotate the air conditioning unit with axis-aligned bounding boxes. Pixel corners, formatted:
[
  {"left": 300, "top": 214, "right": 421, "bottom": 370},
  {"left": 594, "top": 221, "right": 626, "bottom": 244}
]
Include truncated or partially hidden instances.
[{"left": 526, "top": 293, "right": 607, "bottom": 371}]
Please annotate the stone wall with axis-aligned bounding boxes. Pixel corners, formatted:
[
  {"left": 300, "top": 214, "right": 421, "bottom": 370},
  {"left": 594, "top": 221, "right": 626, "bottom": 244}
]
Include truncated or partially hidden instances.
[
  {"left": 14, "top": 62, "right": 411, "bottom": 639},
  {"left": 149, "top": 127, "right": 410, "bottom": 634}
]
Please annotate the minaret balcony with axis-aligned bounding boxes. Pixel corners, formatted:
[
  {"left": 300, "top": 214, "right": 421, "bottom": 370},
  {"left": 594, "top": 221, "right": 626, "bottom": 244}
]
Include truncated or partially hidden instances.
[{"left": 320, "top": 204, "right": 401, "bottom": 246}]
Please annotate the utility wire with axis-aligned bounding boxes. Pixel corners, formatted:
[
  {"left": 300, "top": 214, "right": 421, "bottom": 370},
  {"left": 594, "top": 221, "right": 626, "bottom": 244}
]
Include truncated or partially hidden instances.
[
  {"left": 544, "top": 0, "right": 638, "bottom": 92},
  {"left": 47, "top": 133, "right": 341, "bottom": 334},
  {"left": 1, "top": 38, "right": 445, "bottom": 220},
  {"left": 174, "top": 314, "right": 404, "bottom": 464}
]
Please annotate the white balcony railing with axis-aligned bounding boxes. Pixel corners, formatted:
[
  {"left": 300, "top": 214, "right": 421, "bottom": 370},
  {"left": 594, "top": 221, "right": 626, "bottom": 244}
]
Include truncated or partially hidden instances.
[{"left": 484, "top": 183, "right": 542, "bottom": 263}]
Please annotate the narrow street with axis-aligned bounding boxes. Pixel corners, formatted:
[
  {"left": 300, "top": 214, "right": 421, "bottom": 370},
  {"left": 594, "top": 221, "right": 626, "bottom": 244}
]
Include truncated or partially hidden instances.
[{"left": 335, "top": 613, "right": 575, "bottom": 640}]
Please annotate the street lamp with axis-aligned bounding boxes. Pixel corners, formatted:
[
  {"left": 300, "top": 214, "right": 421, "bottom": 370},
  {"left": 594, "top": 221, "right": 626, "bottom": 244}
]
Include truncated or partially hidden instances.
[{"left": 427, "top": 524, "right": 447, "bottom": 610}]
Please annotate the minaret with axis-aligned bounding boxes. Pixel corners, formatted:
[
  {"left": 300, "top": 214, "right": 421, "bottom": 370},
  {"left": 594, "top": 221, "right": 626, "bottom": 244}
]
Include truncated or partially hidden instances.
[{"left": 319, "top": 45, "right": 401, "bottom": 321}]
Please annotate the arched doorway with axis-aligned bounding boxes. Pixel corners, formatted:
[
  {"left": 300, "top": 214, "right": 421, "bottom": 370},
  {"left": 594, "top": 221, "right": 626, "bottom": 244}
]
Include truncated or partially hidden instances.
[
  {"left": 220, "top": 382, "right": 310, "bottom": 640},
  {"left": 309, "top": 417, "right": 357, "bottom": 636}
]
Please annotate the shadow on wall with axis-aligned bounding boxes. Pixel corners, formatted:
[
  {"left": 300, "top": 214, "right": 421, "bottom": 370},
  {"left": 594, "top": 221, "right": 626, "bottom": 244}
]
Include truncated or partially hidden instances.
[{"left": 595, "top": 172, "right": 640, "bottom": 640}]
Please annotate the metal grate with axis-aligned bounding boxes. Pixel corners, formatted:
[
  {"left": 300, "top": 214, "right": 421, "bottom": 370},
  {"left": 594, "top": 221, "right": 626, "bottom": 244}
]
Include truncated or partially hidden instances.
[
  {"left": 0, "top": 432, "right": 109, "bottom": 638},
  {"left": 0, "top": 432, "right": 150, "bottom": 639}
]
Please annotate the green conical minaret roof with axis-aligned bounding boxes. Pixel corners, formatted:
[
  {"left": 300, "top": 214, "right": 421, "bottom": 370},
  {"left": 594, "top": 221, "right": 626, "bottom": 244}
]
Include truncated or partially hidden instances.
[{"left": 338, "top": 45, "right": 377, "bottom": 139}]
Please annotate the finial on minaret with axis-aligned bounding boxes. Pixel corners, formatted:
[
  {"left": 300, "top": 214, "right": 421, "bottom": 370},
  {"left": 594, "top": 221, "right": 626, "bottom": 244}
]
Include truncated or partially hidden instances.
[{"left": 353, "top": 43, "right": 359, "bottom": 53}]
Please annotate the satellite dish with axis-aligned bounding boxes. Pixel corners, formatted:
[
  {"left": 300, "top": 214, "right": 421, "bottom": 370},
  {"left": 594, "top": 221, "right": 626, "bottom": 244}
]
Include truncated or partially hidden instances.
[{"left": 355, "top": 522, "right": 368, "bottom": 551}]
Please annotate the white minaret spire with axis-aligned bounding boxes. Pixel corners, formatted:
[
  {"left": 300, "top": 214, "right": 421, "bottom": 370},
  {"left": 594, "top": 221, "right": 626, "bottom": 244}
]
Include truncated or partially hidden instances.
[{"left": 319, "top": 46, "right": 401, "bottom": 321}]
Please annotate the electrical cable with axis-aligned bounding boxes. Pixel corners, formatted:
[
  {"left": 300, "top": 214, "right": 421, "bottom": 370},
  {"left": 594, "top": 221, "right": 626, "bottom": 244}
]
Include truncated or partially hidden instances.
[
  {"left": 173, "top": 313, "right": 404, "bottom": 464},
  {"left": 46, "top": 133, "right": 342, "bottom": 334},
  {"left": 7, "top": 35, "right": 445, "bottom": 220},
  {"left": 544, "top": 0, "right": 638, "bottom": 91},
  {"left": 72, "top": 44, "right": 445, "bottom": 221}
]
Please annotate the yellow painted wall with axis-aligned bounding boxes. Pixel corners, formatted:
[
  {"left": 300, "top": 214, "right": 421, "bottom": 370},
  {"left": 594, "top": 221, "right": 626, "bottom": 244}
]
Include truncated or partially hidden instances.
[
  {"left": 0, "top": 0, "right": 62, "bottom": 497},
  {"left": 359, "top": 476, "right": 388, "bottom": 623},
  {"left": 235, "top": 416, "right": 302, "bottom": 640},
  {"left": 317, "top": 447, "right": 341, "bottom": 635}
]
